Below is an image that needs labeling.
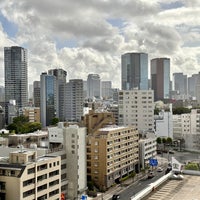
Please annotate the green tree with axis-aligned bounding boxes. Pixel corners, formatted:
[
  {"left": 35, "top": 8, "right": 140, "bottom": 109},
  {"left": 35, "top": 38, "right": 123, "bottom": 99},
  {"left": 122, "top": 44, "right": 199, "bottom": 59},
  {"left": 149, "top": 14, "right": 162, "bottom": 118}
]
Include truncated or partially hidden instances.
[
  {"left": 173, "top": 107, "right": 191, "bottom": 115},
  {"left": 166, "top": 137, "right": 172, "bottom": 144},
  {"left": 156, "top": 137, "right": 162, "bottom": 144},
  {"left": 51, "top": 117, "right": 59, "bottom": 125},
  {"left": 162, "top": 138, "right": 167, "bottom": 144},
  {"left": 7, "top": 115, "right": 42, "bottom": 134}
]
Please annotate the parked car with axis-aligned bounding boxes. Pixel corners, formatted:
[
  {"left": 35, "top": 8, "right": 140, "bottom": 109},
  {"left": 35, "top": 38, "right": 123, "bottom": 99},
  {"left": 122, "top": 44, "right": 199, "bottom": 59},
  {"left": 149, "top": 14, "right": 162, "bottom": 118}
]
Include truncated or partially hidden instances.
[
  {"left": 112, "top": 194, "right": 120, "bottom": 199},
  {"left": 157, "top": 167, "right": 163, "bottom": 172}
]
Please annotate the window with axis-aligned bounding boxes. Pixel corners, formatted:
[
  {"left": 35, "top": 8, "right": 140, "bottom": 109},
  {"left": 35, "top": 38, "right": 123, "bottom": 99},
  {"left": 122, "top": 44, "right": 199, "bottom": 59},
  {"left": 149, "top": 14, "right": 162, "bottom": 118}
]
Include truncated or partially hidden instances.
[
  {"left": 49, "top": 189, "right": 59, "bottom": 197},
  {"left": 28, "top": 167, "right": 35, "bottom": 174}
]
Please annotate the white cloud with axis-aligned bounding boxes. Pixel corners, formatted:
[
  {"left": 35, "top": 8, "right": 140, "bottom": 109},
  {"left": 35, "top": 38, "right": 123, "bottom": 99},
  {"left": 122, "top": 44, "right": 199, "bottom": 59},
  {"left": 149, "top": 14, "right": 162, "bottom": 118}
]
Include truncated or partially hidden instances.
[{"left": 0, "top": 0, "right": 199, "bottom": 89}]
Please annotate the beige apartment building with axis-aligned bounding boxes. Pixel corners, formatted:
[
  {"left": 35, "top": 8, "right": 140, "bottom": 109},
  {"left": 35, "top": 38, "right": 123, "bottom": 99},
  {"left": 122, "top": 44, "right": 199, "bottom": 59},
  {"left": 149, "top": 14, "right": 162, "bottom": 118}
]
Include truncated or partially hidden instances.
[
  {"left": 87, "top": 125, "right": 139, "bottom": 190},
  {"left": 0, "top": 150, "right": 61, "bottom": 200},
  {"left": 19, "top": 107, "right": 40, "bottom": 123}
]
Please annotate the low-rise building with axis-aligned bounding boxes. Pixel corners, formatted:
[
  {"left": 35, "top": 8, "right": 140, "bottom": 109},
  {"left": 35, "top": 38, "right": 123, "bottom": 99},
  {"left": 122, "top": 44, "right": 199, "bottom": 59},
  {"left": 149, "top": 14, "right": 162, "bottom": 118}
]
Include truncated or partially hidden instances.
[
  {"left": 0, "top": 150, "right": 61, "bottom": 200},
  {"left": 139, "top": 132, "right": 157, "bottom": 169}
]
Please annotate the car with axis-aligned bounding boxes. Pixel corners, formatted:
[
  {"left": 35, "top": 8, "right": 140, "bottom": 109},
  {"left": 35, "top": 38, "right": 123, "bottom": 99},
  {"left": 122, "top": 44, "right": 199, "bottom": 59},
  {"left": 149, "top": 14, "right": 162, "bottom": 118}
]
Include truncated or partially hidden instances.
[
  {"left": 147, "top": 172, "right": 155, "bottom": 179},
  {"left": 112, "top": 194, "right": 120, "bottom": 199},
  {"left": 157, "top": 167, "right": 163, "bottom": 172}
]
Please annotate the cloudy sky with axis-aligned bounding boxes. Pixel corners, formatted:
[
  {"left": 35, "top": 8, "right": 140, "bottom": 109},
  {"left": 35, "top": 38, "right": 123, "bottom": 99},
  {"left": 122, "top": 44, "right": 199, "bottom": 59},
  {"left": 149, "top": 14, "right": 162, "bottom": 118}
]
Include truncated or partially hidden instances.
[{"left": 0, "top": 0, "right": 200, "bottom": 88}]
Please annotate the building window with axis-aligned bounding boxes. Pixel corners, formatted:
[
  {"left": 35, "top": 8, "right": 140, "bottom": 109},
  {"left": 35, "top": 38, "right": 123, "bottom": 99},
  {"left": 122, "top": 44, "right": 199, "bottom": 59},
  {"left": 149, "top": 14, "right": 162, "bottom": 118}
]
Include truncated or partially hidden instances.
[
  {"left": 28, "top": 167, "right": 35, "bottom": 174},
  {"left": 23, "top": 189, "right": 35, "bottom": 198},
  {"left": 49, "top": 189, "right": 59, "bottom": 197},
  {"left": 37, "top": 184, "right": 47, "bottom": 192}
]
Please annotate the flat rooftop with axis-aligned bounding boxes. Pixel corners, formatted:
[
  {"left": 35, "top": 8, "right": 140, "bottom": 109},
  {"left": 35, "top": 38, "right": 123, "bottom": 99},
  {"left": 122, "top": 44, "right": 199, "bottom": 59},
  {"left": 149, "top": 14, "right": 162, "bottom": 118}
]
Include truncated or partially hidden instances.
[{"left": 143, "top": 174, "right": 200, "bottom": 200}]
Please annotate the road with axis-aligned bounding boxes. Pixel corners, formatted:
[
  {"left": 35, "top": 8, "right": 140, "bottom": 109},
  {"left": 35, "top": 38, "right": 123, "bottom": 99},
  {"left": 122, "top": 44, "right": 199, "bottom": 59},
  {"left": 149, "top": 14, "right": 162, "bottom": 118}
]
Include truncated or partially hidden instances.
[
  {"left": 109, "top": 151, "right": 200, "bottom": 200},
  {"left": 116, "top": 170, "right": 166, "bottom": 200}
]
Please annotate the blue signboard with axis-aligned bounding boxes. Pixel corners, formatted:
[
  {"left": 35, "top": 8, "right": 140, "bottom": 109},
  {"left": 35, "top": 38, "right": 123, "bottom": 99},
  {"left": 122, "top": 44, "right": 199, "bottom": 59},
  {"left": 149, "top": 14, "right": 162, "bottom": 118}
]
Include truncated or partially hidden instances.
[
  {"left": 149, "top": 158, "right": 158, "bottom": 166},
  {"left": 81, "top": 195, "right": 87, "bottom": 200}
]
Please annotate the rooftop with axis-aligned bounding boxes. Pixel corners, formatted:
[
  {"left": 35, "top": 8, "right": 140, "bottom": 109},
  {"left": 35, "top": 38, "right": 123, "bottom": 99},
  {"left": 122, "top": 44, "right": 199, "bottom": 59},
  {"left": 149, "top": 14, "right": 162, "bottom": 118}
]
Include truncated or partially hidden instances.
[{"left": 143, "top": 174, "right": 200, "bottom": 200}]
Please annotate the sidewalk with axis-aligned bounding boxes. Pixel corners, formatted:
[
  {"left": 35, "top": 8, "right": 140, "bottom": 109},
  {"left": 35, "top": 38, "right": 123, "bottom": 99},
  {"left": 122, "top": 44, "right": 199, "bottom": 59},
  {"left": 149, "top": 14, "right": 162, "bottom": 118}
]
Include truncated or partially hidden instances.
[{"left": 87, "top": 173, "right": 147, "bottom": 200}]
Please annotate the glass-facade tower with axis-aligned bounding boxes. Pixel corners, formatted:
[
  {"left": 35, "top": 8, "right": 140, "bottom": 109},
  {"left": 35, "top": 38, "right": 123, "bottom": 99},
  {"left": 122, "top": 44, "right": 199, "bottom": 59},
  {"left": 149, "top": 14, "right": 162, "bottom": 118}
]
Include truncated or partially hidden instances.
[
  {"left": 4, "top": 46, "right": 28, "bottom": 124},
  {"left": 121, "top": 52, "right": 148, "bottom": 90},
  {"left": 40, "top": 72, "right": 56, "bottom": 128},
  {"left": 151, "top": 58, "right": 170, "bottom": 101}
]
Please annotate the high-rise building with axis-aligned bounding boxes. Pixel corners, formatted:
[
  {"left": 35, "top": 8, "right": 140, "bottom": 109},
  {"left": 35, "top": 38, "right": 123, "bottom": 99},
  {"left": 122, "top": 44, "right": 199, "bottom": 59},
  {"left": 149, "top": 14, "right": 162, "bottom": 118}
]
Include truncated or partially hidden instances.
[
  {"left": 66, "top": 79, "right": 83, "bottom": 122},
  {"left": 4, "top": 46, "right": 28, "bottom": 124},
  {"left": 101, "top": 81, "right": 112, "bottom": 99},
  {"left": 0, "top": 86, "right": 5, "bottom": 102},
  {"left": 151, "top": 58, "right": 170, "bottom": 101},
  {"left": 118, "top": 89, "right": 154, "bottom": 132},
  {"left": 87, "top": 74, "right": 101, "bottom": 100},
  {"left": 40, "top": 72, "right": 56, "bottom": 128},
  {"left": 196, "top": 73, "right": 200, "bottom": 104},
  {"left": 188, "top": 73, "right": 199, "bottom": 99},
  {"left": 48, "top": 69, "right": 67, "bottom": 121},
  {"left": 173, "top": 73, "right": 188, "bottom": 99},
  {"left": 33, "top": 81, "right": 40, "bottom": 107},
  {"left": 121, "top": 52, "right": 148, "bottom": 90}
]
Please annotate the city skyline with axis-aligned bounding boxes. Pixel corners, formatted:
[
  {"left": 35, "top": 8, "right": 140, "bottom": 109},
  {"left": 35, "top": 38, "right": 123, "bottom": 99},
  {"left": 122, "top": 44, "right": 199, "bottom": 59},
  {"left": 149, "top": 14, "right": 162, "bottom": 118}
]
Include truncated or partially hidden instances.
[{"left": 0, "top": 0, "right": 200, "bottom": 88}]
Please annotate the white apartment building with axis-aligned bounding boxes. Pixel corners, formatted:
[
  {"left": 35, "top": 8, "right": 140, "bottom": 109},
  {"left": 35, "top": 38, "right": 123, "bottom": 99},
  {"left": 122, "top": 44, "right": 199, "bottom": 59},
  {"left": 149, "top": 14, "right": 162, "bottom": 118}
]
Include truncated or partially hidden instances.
[
  {"left": 0, "top": 150, "right": 61, "bottom": 200},
  {"left": 154, "top": 107, "right": 173, "bottom": 139},
  {"left": 139, "top": 133, "right": 157, "bottom": 169},
  {"left": 63, "top": 125, "right": 87, "bottom": 199},
  {"left": 118, "top": 89, "right": 154, "bottom": 132},
  {"left": 173, "top": 109, "right": 200, "bottom": 151},
  {"left": 48, "top": 123, "right": 87, "bottom": 199}
]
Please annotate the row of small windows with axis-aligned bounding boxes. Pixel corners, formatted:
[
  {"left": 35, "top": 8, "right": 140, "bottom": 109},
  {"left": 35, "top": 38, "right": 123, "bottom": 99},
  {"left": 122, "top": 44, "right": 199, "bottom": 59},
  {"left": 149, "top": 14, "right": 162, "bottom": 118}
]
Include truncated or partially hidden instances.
[{"left": 28, "top": 161, "right": 60, "bottom": 174}]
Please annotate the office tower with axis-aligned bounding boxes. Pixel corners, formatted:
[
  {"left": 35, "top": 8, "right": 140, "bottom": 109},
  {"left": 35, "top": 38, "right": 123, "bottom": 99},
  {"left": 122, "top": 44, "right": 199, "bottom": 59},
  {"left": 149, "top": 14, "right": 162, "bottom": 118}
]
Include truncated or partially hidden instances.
[
  {"left": 121, "top": 52, "right": 148, "bottom": 90},
  {"left": 0, "top": 86, "right": 5, "bottom": 102},
  {"left": 0, "top": 106, "right": 5, "bottom": 129},
  {"left": 188, "top": 73, "right": 199, "bottom": 98},
  {"left": 48, "top": 69, "right": 67, "bottom": 121},
  {"left": 40, "top": 72, "right": 56, "bottom": 128},
  {"left": 118, "top": 89, "right": 154, "bottom": 132},
  {"left": 4, "top": 46, "right": 28, "bottom": 124},
  {"left": 173, "top": 73, "right": 188, "bottom": 99},
  {"left": 87, "top": 74, "right": 101, "bottom": 100},
  {"left": 151, "top": 58, "right": 170, "bottom": 101},
  {"left": 101, "top": 81, "right": 112, "bottom": 99},
  {"left": 196, "top": 73, "right": 200, "bottom": 104},
  {"left": 33, "top": 81, "right": 40, "bottom": 107},
  {"left": 66, "top": 79, "right": 83, "bottom": 121}
]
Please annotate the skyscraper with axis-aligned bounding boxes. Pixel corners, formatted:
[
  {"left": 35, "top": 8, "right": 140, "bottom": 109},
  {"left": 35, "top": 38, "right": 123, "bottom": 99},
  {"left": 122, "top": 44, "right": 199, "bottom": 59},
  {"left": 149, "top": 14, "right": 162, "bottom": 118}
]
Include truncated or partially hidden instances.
[
  {"left": 48, "top": 68, "right": 67, "bottom": 121},
  {"left": 121, "top": 52, "right": 148, "bottom": 90},
  {"left": 101, "top": 81, "right": 112, "bottom": 99},
  {"left": 33, "top": 81, "right": 40, "bottom": 107},
  {"left": 173, "top": 73, "right": 188, "bottom": 98},
  {"left": 40, "top": 72, "right": 56, "bottom": 128},
  {"left": 87, "top": 74, "right": 101, "bottom": 100},
  {"left": 4, "top": 46, "right": 28, "bottom": 124},
  {"left": 151, "top": 58, "right": 170, "bottom": 101},
  {"left": 66, "top": 79, "right": 83, "bottom": 121},
  {"left": 188, "top": 73, "right": 199, "bottom": 98}
]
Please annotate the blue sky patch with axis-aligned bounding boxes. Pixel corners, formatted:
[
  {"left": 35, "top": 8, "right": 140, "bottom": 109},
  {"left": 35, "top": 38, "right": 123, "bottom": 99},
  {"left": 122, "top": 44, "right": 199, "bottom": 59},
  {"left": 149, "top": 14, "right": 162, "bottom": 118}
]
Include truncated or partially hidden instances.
[
  {"left": 107, "top": 18, "right": 125, "bottom": 29},
  {"left": 0, "top": 12, "right": 18, "bottom": 38},
  {"left": 160, "top": 1, "right": 184, "bottom": 10}
]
